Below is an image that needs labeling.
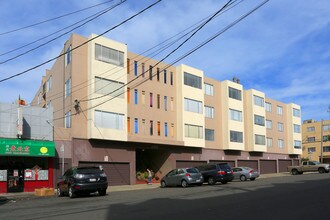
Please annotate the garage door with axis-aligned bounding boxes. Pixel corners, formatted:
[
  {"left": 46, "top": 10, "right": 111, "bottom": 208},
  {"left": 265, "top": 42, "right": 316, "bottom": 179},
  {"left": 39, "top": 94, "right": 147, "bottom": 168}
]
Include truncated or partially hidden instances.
[
  {"left": 293, "top": 159, "right": 300, "bottom": 166},
  {"left": 237, "top": 160, "right": 258, "bottom": 170},
  {"left": 79, "top": 161, "right": 130, "bottom": 186},
  {"left": 176, "top": 160, "right": 207, "bottom": 169},
  {"left": 278, "top": 160, "right": 292, "bottom": 173},
  {"left": 209, "top": 160, "right": 235, "bottom": 168},
  {"left": 260, "top": 160, "right": 277, "bottom": 174}
]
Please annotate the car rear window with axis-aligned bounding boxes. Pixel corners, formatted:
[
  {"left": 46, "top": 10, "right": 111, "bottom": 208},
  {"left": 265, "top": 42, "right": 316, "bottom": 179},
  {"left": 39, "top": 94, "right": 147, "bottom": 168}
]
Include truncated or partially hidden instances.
[
  {"left": 187, "top": 168, "right": 199, "bottom": 173},
  {"left": 218, "top": 163, "right": 231, "bottom": 170},
  {"left": 77, "top": 167, "right": 103, "bottom": 174}
]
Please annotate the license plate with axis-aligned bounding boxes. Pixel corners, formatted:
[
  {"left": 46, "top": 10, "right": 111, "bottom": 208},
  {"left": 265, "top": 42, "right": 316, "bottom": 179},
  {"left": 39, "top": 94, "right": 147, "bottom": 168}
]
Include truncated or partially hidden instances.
[
  {"left": 196, "top": 179, "right": 201, "bottom": 182},
  {"left": 90, "top": 178, "right": 96, "bottom": 182}
]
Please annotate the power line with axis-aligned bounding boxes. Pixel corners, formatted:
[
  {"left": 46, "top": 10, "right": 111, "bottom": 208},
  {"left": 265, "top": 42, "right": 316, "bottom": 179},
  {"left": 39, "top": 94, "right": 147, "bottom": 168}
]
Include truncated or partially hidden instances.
[
  {"left": 0, "top": 2, "right": 117, "bottom": 57},
  {"left": 68, "top": 0, "right": 270, "bottom": 120},
  {"left": 0, "top": 0, "right": 114, "bottom": 36},
  {"left": 0, "top": 0, "right": 126, "bottom": 64},
  {"left": 0, "top": 0, "right": 162, "bottom": 83}
]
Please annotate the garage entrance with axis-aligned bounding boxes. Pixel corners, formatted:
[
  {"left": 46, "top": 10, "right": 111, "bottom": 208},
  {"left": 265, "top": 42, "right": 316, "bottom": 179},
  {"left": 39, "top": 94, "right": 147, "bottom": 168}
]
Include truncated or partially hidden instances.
[
  {"left": 176, "top": 160, "right": 207, "bottom": 169},
  {"left": 278, "top": 160, "right": 292, "bottom": 173},
  {"left": 237, "top": 160, "right": 258, "bottom": 170},
  {"left": 209, "top": 160, "right": 235, "bottom": 168},
  {"left": 260, "top": 160, "right": 277, "bottom": 174},
  {"left": 79, "top": 161, "right": 130, "bottom": 186}
]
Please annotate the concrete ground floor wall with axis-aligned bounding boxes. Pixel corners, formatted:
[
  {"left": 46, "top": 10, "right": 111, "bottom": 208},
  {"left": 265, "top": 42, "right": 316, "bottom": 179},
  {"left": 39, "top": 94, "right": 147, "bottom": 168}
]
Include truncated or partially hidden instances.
[{"left": 53, "top": 138, "right": 300, "bottom": 187}]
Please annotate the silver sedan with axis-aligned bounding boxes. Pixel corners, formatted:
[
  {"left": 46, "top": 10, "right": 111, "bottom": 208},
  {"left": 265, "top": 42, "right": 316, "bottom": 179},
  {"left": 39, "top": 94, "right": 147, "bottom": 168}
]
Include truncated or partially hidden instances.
[
  {"left": 160, "top": 168, "right": 204, "bottom": 188},
  {"left": 232, "top": 167, "right": 260, "bottom": 181}
]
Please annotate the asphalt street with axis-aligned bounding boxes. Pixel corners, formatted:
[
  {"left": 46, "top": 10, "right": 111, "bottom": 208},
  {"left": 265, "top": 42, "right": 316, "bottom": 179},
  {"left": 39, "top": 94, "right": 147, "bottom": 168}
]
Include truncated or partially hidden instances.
[{"left": 1, "top": 173, "right": 330, "bottom": 220}]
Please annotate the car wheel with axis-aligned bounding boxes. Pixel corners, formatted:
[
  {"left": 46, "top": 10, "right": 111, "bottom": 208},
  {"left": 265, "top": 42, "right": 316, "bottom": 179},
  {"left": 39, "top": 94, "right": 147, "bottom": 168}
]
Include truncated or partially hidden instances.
[
  {"left": 181, "top": 180, "right": 188, "bottom": 188},
  {"left": 250, "top": 178, "right": 256, "bottom": 181},
  {"left": 240, "top": 175, "right": 247, "bottom": 181},
  {"left": 207, "top": 177, "right": 215, "bottom": 185},
  {"left": 161, "top": 181, "right": 166, "bottom": 188},
  {"left": 291, "top": 169, "right": 298, "bottom": 175},
  {"left": 57, "top": 186, "right": 63, "bottom": 197},
  {"left": 318, "top": 168, "right": 326, "bottom": 174},
  {"left": 68, "top": 187, "right": 75, "bottom": 198},
  {"left": 98, "top": 189, "right": 106, "bottom": 196}
]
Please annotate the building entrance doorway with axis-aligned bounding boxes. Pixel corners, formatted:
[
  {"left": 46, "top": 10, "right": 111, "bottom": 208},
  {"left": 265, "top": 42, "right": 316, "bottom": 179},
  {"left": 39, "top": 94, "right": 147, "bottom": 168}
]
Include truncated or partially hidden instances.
[{"left": 7, "top": 169, "right": 24, "bottom": 193}]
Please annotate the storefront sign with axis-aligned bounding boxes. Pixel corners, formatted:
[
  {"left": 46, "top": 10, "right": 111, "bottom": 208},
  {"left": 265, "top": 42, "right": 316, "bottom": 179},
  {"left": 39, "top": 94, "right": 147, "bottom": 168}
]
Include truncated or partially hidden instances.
[{"left": 0, "top": 138, "right": 55, "bottom": 157}]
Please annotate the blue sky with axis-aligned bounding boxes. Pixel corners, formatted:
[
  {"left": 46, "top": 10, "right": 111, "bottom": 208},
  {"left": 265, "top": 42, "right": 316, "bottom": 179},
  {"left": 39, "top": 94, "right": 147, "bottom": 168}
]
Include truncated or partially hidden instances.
[{"left": 0, "top": 0, "right": 329, "bottom": 121}]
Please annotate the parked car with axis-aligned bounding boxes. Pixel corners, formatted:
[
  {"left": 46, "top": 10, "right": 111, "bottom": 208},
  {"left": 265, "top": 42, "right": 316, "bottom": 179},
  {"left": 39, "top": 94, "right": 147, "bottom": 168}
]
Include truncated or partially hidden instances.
[
  {"left": 196, "top": 163, "right": 234, "bottom": 185},
  {"left": 160, "top": 167, "right": 204, "bottom": 188},
  {"left": 287, "top": 161, "right": 330, "bottom": 175},
  {"left": 57, "top": 166, "right": 108, "bottom": 198},
  {"left": 232, "top": 167, "right": 259, "bottom": 181}
]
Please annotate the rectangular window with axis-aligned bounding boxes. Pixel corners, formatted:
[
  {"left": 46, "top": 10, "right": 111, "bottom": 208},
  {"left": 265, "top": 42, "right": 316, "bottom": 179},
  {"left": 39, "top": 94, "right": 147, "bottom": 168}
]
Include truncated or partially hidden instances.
[
  {"left": 95, "top": 77, "right": 124, "bottom": 98},
  {"left": 94, "top": 110, "right": 124, "bottom": 130},
  {"left": 184, "top": 98, "right": 203, "bottom": 114},
  {"left": 323, "top": 146, "right": 330, "bottom": 152},
  {"left": 254, "top": 95, "right": 264, "bottom": 107},
  {"left": 170, "top": 72, "right": 173, "bottom": 85},
  {"left": 65, "top": 111, "right": 71, "bottom": 128},
  {"left": 307, "top": 137, "right": 315, "bottom": 142},
  {"left": 150, "top": 120, "right": 153, "bottom": 135},
  {"left": 266, "top": 138, "right": 273, "bottom": 147},
  {"left": 170, "top": 123, "right": 174, "bottom": 137},
  {"left": 65, "top": 45, "right": 71, "bottom": 66},
  {"left": 294, "top": 124, "right": 301, "bottom": 133},
  {"left": 293, "top": 108, "right": 300, "bottom": 117},
  {"left": 205, "top": 129, "right": 215, "bottom": 141},
  {"left": 254, "top": 115, "right": 265, "bottom": 126},
  {"left": 294, "top": 140, "right": 301, "bottom": 149},
  {"left": 65, "top": 78, "right": 71, "bottom": 98},
  {"left": 47, "top": 76, "right": 52, "bottom": 92},
  {"left": 278, "top": 139, "right": 284, "bottom": 149},
  {"left": 277, "top": 106, "right": 283, "bottom": 115},
  {"left": 95, "top": 44, "right": 124, "bottom": 67},
  {"left": 323, "top": 124, "right": 330, "bottom": 131},
  {"left": 164, "top": 96, "right": 168, "bottom": 111},
  {"left": 134, "top": 118, "right": 138, "bottom": 134},
  {"left": 127, "top": 117, "right": 130, "bottom": 133},
  {"left": 184, "top": 72, "right": 202, "bottom": 89},
  {"left": 150, "top": 93, "right": 153, "bottom": 107},
  {"left": 228, "top": 87, "right": 242, "bottom": 100},
  {"left": 149, "top": 65, "right": 153, "bottom": 80},
  {"left": 156, "top": 68, "right": 160, "bottom": 81},
  {"left": 127, "top": 88, "right": 130, "bottom": 103},
  {"left": 185, "top": 124, "right": 203, "bottom": 139},
  {"left": 204, "top": 83, "right": 214, "bottom": 96},
  {"left": 170, "top": 97, "right": 174, "bottom": 111},
  {"left": 142, "top": 63, "right": 145, "bottom": 77},
  {"left": 205, "top": 106, "right": 214, "bottom": 118},
  {"left": 323, "top": 135, "right": 330, "bottom": 142},
  {"left": 164, "top": 70, "right": 167, "bottom": 84},
  {"left": 134, "top": 89, "right": 138, "bottom": 104},
  {"left": 255, "top": 134, "right": 266, "bottom": 145},
  {"left": 266, "top": 120, "right": 272, "bottom": 129},
  {"left": 157, "top": 94, "right": 160, "bottom": 109},
  {"left": 278, "top": 122, "right": 284, "bottom": 132},
  {"left": 142, "top": 91, "right": 145, "bottom": 105},
  {"left": 265, "top": 102, "right": 272, "bottom": 112},
  {"left": 164, "top": 122, "right": 168, "bottom": 137},
  {"left": 127, "top": 58, "right": 130, "bottom": 74},
  {"left": 229, "top": 109, "right": 242, "bottom": 122},
  {"left": 134, "top": 61, "right": 138, "bottom": 76},
  {"left": 307, "top": 126, "right": 315, "bottom": 132},
  {"left": 308, "top": 147, "right": 315, "bottom": 153},
  {"left": 157, "top": 121, "right": 161, "bottom": 136},
  {"left": 230, "top": 130, "right": 243, "bottom": 143}
]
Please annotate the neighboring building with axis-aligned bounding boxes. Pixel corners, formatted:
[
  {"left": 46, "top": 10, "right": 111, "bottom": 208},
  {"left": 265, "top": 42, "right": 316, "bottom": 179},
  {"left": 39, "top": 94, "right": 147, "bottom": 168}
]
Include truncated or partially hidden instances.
[
  {"left": 302, "top": 119, "right": 330, "bottom": 163},
  {"left": 31, "top": 33, "right": 302, "bottom": 186},
  {"left": 0, "top": 102, "right": 55, "bottom": 193}
]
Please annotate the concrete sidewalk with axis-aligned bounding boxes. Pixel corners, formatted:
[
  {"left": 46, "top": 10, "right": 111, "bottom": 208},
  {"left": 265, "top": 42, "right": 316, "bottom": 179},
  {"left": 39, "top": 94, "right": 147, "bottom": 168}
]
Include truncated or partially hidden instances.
[{"left": 0, "top": 172, "right": 290, "bottom": 201}]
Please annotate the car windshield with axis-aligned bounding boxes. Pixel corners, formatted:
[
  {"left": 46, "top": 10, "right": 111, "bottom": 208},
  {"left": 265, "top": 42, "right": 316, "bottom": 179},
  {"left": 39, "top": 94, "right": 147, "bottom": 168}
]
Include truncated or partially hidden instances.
[
  {"left": 186, "top": 168, "right": 199, "bottom": 173},
  {"left": 77, "top": 167, "right": 103, "bottom": 174}
]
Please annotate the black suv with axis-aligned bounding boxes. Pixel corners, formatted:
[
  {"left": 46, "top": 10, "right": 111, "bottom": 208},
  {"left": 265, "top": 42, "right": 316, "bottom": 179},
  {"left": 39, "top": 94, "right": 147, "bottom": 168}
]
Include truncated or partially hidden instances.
[
  {"left": 57, "top": 166, "right": 108, "bottom": 198},
  {"left": 196, "top": 163, "right": 234, "bottom": 185}
]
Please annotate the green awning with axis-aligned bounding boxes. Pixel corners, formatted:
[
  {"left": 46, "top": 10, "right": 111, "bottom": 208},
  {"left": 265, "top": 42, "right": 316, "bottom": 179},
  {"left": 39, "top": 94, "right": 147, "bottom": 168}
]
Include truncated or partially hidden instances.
[{"left": 0, "top": 138, "right": 55, "bottom": 157}]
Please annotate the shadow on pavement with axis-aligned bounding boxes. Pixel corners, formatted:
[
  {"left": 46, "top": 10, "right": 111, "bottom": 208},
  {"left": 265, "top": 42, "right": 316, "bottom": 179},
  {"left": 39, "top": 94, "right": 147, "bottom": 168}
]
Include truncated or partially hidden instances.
[{"left": 0, "top": 196, "right": 9, "bottom": 206}]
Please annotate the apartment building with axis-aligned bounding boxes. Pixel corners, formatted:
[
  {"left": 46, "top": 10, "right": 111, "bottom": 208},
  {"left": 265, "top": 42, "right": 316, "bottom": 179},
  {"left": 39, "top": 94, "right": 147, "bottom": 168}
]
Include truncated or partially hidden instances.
[
  {"left": 302, "top": 119, "right": 330, "bottom": 163},
  {"left": 31, "top": 33, "right": 302, "bottom": 186}
]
